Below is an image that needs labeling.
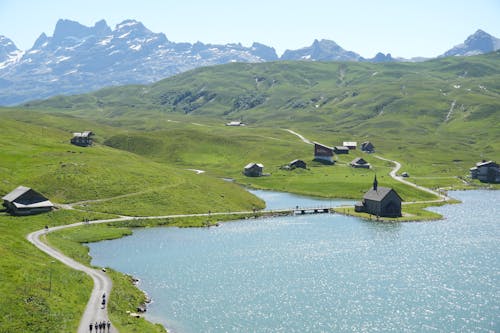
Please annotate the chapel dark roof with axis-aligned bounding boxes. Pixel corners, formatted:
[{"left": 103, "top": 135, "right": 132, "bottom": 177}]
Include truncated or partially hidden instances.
[{"left": 363, "top": 186, "right": 394, "bottom": 202}]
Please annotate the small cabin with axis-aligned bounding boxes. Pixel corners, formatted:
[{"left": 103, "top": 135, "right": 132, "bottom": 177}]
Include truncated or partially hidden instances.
[
  {"left": 470, "top": 160, "right": 500, "bottom": 183},
  {"left": 2, "top": 186, "right": 54, "bottom": 216},
  {"left": 343, "top": 141, "right": 357, "bottom": 150},
  {"left": 355, "top": 177, "right": 402, "bottom": 217},
  {"left": 313, "top": 142, "right": 334, "bottom": 164},
  {"left": 71, "top": 131, "right": 94, "bottom": 147},
  {"left": 289, "top": 159, "right": 307, "bottom": 169},
  {"left": 334, "top": 146, "right": 350, "bottom": 154},
  {"left": 226, "top": 121, "right": 245, "bottom": 126},
  {"left": 350, "top": 157, "right": 371, "bottom": 169},
  {"left": 361, "top": 141, "right": 375, "bottom": 153},
  {"left": 244, "top": 163, "right": 264, "bottom": 177}
]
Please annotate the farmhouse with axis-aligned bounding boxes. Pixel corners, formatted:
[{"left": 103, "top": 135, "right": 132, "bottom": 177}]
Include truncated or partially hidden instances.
[
  {"left": 361, "top": 141, "right": 375, "bottom": 153},
  {"left": 313, "top": 142, "right": 334, "bottom": 164},
  {"left": 343, "top": 141, "right": 357, "bottom": 150},
  {"left": 350, "top": 157, "right": 371, "bottom": 169},
  {"left": 470, "top": 160, "right": 500, "bottom": 183},
  {"left": 244, "top": 163, "right": 264, "bottom": 177},
  {"left": 334, "top": 146, "right": 350, "bottom": 154},
  {"left": 355, "top": 177, "right": 402, "bottom": 217},
  {"left": 289, "top": 159, "right": 307, "bottom": 169},
  {"left": 2, "top": 186, "right": 54, "bottom": 216},
  {"left": 71, "top": 131, "right": 94, "bottom": 147}
]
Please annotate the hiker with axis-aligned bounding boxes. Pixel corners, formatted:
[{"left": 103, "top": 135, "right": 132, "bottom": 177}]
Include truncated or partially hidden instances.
[
  {"left": 89, "top": 322, "right": 93, "bottom": 332},
  {"left": 94, "top": 322, "right": 98, "bottom": 331},
  {"left": 107, "top": 321, "right": 111, "bottom": 331}
]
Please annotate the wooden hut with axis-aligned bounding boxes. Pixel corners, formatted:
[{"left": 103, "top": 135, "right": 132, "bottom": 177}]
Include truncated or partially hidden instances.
[
  {"left": 289, "top": 159, "right": 307, "bottom": 169},
  {"left": 2, "top": 186, "right": 54, "bottom": 215},
  {"left": 70, "top": 131, "right": 94, "bottom": 147},
  {"left": 355, "top": 177, "right": 402, "bottom": 217},
  {"left": 313, "top": 142, "right": 334, "bottom": 164},
  {"left": 361, "top": 141, "right": 375, "bottom": 153},
  {"left": 334, "top": 146, "right": 350, "bottom": 154},
  {"left": 350, "top": 157, "right": 371, "bottom": 169},
  {"left": 343, "top": 141, "right": 357, "bottom": 150},
  {"left": 244, "top": 163, "right": 264, "bottom": 177},
  {"left": 470, "top": 160, "right": 500, "bottom": 183}
]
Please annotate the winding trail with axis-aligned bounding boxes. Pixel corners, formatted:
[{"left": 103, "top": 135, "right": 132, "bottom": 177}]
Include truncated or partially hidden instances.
[
  {"left": 27, "top": 217, "right": 132, "bottom": 333},
  {"left": 285, "top": 128, "right": 450, "bottom": 202},
  {"left": 373, "top": 155, "right": 450, "bottom": 202},
  {"left": 28, "top": 128, "right": 450, "bottom": 332}
]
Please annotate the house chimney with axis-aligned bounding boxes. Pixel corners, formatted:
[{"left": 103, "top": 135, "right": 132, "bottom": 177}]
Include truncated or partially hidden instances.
[{"left": 373, "top": 175, "right": 378, "bottom": 191}]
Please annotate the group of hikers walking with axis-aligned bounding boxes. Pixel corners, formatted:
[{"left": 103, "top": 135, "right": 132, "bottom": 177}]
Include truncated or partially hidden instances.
[
  {"left": 89, "top": 293, "right": 111, "bottom": 332},
  {"left": 89, "top": 320, "right": 111, "bottom": 332}
]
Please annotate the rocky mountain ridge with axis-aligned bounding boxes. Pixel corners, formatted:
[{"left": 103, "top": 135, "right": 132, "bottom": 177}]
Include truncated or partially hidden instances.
[{"left": 0, "top": 19, "right": 498, "bottom": 105}]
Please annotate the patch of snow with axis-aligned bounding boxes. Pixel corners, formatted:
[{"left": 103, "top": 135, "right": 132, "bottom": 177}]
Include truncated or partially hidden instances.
[
  {"left": 0, "top": 50, "right": 25, "bottom": 69},
  {"left": 372, "top": 72, "right": 378, "bottom": 76},
  {"left": 27, "top": 49, "right": 41, "bottom": 54},
  {"left": 130, "top": 44, "right": 142, "bottom": 51},
  {"left": 97, "top": 36, "right": 113, "bottom": 46},
  {"left": 64, "top": 69, "right": 78, "bottom": 76},
  {"left": 118, "top": 31, "right": 131, "bottom": 39},
  {"left": 117, "top": 21, "right": 139, "bottom": 30},
  {"left": 109, "top": 50, "right": 120, "bottom": 56},
  {"left": 453, "top": 84, "right": 461, "bottom": 89},
  {"left": 301, "top": 55, "right": 312, "bottom": 60},
  {"left": 56, "top": 56, "right": 71, "bottom": 63}
]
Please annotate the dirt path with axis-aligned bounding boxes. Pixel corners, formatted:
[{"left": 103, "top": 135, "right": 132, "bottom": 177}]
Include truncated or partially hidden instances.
[
  {"left": 27, "top": 217, "right": 133, "bottom": 333},
  {"left": 372, "top": 155, "right": 449, "bottom": 201},
  {"left": 284, "top": 129, "right": 313, "bottom": 144}
]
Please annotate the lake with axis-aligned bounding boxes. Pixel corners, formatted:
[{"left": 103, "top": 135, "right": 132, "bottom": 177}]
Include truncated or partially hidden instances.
[{"left": 89, "top": 190, "right": 499, "bottom": 332}]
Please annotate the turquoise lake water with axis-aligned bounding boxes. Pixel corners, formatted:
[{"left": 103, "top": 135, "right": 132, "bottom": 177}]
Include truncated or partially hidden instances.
[{"left": 89, "top": 190, "right": 499, "bottom": 332}]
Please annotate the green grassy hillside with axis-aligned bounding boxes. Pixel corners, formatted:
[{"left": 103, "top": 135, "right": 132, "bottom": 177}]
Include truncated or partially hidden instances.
[{"left": 19, "top": 52, "right": 500, "bottom": 188}]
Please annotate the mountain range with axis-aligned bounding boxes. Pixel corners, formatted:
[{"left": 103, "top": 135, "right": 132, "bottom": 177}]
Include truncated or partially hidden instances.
[{"left": 0, "top": 19, "right": 499, "bottom": 106}]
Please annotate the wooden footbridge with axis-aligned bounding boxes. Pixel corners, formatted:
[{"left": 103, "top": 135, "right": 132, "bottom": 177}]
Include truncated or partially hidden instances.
[{"left": 292, "top": 206, "right": 332, "bottom": 215}]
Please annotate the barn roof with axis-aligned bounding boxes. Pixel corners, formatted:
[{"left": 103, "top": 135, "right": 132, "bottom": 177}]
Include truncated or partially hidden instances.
[
  {"left": 313, "top": 142, "right": 333, "bottom": 149},
  {"left": 244, "top": 162, "right": 264, "bottom": 169},
  {"left": 351, "top": 157, "right": 368, "bottom": 164},
  {"left": 363, "top": 186, "right": 402, "bottom": 202},
  {"left": 476, "top": 160, "right": 497, "bottom": 167},
  {"left": 2, "top": 186, "right": 31, "bottom": 202}
]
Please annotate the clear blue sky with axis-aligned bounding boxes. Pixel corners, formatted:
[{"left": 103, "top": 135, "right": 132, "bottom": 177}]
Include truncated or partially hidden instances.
[{"left": 1, "top": 0, "right": 499, "bottom": 58}]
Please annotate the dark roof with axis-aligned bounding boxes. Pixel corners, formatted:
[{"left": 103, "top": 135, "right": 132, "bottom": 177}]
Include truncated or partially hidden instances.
[
  {"left": 290, "top": 159, "right": 305, "bottom": 164},
  {"left": 2, "top": 186, "right": 54, "bottom": 208},
  {"left": 2, "top": 185, "right": 31, "bottom": 202},
  {"left": 313, "top": 142, "right": 333, "bottom": 150},
  {"left": 363, "top": 186, "right": 401, "bottom": 202},
  {"left": 351, "top": 157, "right": 367, "bottom": 164}
]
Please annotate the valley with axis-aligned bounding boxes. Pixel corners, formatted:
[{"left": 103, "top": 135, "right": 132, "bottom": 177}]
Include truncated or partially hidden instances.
[{"left": 0, "top": 52, "right": 499, "bottom": 332}]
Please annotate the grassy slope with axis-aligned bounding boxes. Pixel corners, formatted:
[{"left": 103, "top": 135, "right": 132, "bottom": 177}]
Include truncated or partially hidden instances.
[{"left": 23, "top": 52, "right": 500, "bottom": 187}]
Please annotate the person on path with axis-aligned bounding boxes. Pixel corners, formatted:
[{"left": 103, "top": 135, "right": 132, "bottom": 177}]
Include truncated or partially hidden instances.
[
  {"left": 94, "top": 322, "right": 98, "bottom": 331},
  {"left": 107, "top": 320, "right": 111, "bottom": 332},
  {"left": 89, "top": 322, "right": 93, "bottom": 332}
]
